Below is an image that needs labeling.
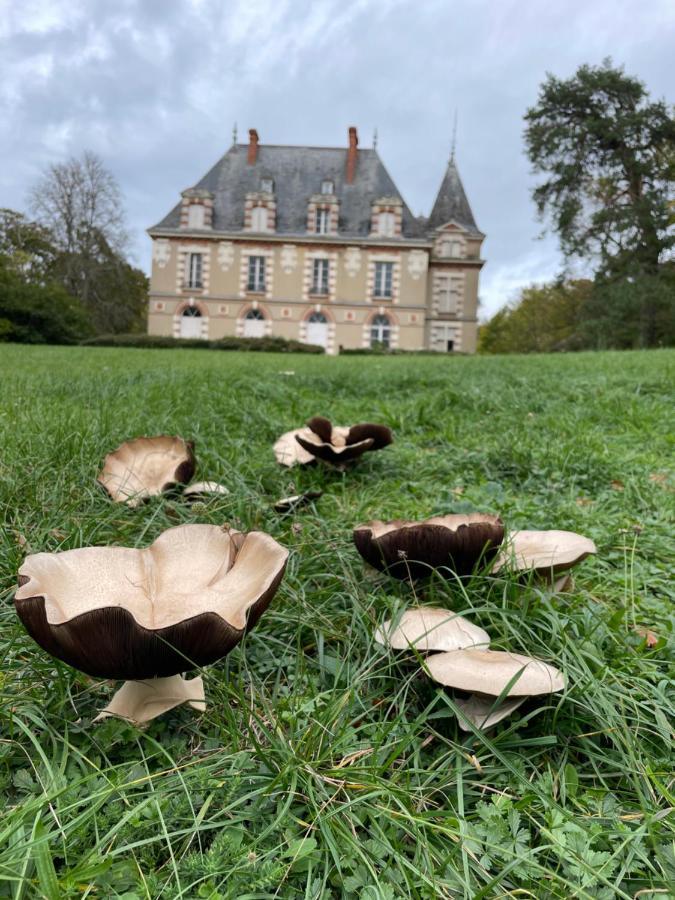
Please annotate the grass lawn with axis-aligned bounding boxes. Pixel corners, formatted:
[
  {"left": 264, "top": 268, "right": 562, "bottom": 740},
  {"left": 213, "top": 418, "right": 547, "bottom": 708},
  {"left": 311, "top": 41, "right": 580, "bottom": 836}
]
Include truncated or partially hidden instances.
[{"left": 0, "top": 345, "right": 673, "bottom": 899}]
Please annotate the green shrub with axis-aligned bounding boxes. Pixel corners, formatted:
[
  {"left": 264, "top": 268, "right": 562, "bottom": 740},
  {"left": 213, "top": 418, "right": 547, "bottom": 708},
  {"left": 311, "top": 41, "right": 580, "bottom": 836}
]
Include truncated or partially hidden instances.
[
  {"left": 80, "top": 333, "right": 325, "bottom": 353},
  {"left": 0, "top": 262, "right": 92, "bottom": 344}
]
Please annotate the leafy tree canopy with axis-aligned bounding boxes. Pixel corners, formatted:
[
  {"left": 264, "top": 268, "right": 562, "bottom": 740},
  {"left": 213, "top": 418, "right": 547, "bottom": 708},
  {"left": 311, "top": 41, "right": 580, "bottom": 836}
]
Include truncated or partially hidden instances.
[{"left": 524, "top": 60, "right": 675, "bottom": 277}]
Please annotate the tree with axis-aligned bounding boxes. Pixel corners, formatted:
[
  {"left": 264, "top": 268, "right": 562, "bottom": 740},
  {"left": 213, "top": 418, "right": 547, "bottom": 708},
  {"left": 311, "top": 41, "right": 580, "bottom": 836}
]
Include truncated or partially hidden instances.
[
  {"left": 29, "top": 151, "right": 146, "bottom": 333},
  {"left": 524, "top": 60, "right": 675, "bottom": 278},
  {"left": 0, "top": 257, "right": 91, "bottom": 344},
  {"left": 478, "top": 280, "right": 591, "bottom": 354},
  {"left": 0, "top": 208, "right": 57, "bottom": 283}
]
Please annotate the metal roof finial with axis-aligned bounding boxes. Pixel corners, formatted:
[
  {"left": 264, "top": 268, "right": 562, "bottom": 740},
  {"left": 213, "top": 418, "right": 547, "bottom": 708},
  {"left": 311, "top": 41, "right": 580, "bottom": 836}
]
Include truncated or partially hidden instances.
[
  {"left": 450, "top": 110, "right": 457, "bottom": 163},
  {"left": 373, "top": 127, "right": 378, "bottom": 150},
  {"left": 232, "top": 122, "right": 238, "bottom": 144}
]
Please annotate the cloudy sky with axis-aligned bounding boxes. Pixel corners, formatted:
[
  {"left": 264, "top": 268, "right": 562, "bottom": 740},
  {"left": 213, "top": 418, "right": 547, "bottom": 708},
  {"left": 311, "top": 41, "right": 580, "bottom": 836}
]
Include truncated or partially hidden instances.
[{"left": 1, "top": 0, "right": 673, "bottom": 315}]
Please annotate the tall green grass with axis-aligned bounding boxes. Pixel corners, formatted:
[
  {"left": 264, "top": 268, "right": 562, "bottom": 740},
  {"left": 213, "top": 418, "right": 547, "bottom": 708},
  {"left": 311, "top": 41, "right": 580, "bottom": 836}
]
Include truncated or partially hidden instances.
[{"left": 0, "top": 346, "right": 673, "bottom": 898}]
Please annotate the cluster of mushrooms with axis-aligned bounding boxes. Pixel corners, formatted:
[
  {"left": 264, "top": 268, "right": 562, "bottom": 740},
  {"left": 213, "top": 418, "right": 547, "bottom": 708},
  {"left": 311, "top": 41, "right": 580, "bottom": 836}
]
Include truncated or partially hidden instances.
[
  {"left": 355, "top": 514, "right": 594, "bottom": 729},
  {"left": 14, "top": 416, "right": 596, "bottom": 733}
]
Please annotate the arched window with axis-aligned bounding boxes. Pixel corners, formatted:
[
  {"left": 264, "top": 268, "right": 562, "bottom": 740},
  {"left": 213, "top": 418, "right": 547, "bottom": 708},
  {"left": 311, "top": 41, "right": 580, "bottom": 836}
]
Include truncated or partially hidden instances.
[
  {"left": 179, "top": 305, "right": 203, "bottom": 339},
  {"left": 251, "top": 205, "right": 269, "bottom": 232},
  {"left": 305, "top": 311, "right": 329, "bottom": 348},
  {"left": 307, "top": 311, "right": 328, "bottom": 323},
  {"left": 377, "top": 211, "right": 395, "bottom": 237},
  {"left": 370, "top": 314, "right": 391, "bottom": 348},
  {"left": 243, "top": 307, "right": 266, "bottom": 338}
]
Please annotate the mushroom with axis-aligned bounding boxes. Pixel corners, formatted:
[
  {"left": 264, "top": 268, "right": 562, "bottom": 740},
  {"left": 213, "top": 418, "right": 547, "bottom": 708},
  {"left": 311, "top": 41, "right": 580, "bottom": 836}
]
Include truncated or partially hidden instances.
[
  {"left": 274, "top": 490, "right": 323, "bottom": 513},
  {"left": 183, "top": 481, "right": 229, "bottom": 501},
  {"left": 353, "top": 514, "right": 504, "bottom": 580},
  {"left": 98, "top": 435, "right": 195, "bottom": 506},
  {"left": 274, "top": 416, "right": 392, "bottom": 467},
  {"left": 426, "top": 649, "right": 565, "bottom": 731},
  {"left": 14, "top": 524, "right": 288, "bottom": 722},
  {"left": 492, "top": 530, "right": 597, "bottom": 579},
  {"left": 375, "top": 607, "right": 490, "bottom": 652}
]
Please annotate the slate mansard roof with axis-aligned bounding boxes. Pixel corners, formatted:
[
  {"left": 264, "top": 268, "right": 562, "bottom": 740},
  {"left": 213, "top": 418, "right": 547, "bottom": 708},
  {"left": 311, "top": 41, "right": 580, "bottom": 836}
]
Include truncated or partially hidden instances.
[{"left": 150, "top": 141, "right": 481, "bottom": 240}]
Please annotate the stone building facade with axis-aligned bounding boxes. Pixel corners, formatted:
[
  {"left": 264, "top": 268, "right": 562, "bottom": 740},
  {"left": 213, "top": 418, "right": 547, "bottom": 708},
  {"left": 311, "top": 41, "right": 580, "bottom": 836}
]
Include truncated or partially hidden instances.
[{"left": 147, "top": 127, "right": 485, "bottom": 353}]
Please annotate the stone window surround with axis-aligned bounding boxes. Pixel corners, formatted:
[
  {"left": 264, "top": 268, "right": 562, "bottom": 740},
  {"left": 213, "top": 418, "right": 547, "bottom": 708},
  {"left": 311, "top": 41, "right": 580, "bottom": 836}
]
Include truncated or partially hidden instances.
[
  {"left": 235, "top": 300, "right": 273, "bottom": 337},
  {"left": 244, "top": 192, "right": 277, "bottom": 233},
  {"left": 370, "top": 197, "right": 402, "bottom": 238},
  {"left": 361, "top": 307, "right": 400, "bottom": 349},
  {"left": 239, "top": 245, "right": 274, "bottom": 300},
  {"left": 179, "top": 189, "right": 214, "bottom": 230},
  {"left": 306, "top": 194, "right": 339, "bottom": 236},
  {"left": 172, "top": 297, "right": 210, "bottom": 339},
  {"left": 303, "top": 248, "right": 337, "bottom": 303},
  {"left": 366, "top": 252, "right": 400, "bottom": 304},
  {"left": 298, "top": 303, "right": 337, "bottom": 354},
  {"left": 176, "top": 243, "right": 211, "bottom": 293}
]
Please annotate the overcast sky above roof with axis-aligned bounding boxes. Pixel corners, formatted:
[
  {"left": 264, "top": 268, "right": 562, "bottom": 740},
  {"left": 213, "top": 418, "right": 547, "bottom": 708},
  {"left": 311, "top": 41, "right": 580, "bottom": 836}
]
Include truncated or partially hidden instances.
[{"left": 2, "top": 0, "right": 673, "bottom": 316}]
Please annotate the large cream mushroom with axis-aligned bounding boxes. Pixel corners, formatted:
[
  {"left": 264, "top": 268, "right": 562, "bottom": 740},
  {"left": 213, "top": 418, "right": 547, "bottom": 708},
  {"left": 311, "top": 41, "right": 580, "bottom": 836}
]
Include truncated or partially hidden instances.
[
  {"left": 98, "top": 435, "right": 195, "bottom": 506},
  {"left": 14, "top": 524, "right": 288, "bottom": 722},
  {"left": 493, "top": 530, "right": 597, "bottom": 577},
  {"left": 353, "top": 514, "right": 504, "bottom": 580},
  {"left": 274, "top": 416, "right": 392, "bottom": 467},
  {"left": 426, "top": 649, "right": 565, "bottom": 731},
  {"left": 375, "top": 607, "right": 490, "bottom": 652}
]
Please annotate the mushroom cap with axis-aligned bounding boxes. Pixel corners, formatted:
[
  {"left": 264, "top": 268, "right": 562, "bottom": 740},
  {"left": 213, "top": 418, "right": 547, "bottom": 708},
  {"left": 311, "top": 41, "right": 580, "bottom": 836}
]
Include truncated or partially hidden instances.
[
  {"left": 14, "top": 524, "right": 288, "bottom": 680},
  {"left": 353, "top": 514, "right": 504, "bottom": 579},
  {"left": 98, "top": 435, "right": 195, "bottom": 505},
  {"left": 454, "top": 693, "right": 526, "bottom": 731},
  {"left": 374, "top": 607, "right": 490, "bottom": 652},
  {"left": 493, "top": 530, "right": 597, "bottom": 575},
  {"left": 293, "top": 416, "right": 393, "bottom": 466},
  {"left": 273, "top": 490, "right": 323, "bottom": 513},
  {"left": 183, "top": 481, "right": 229, "bottom": 499},
  {"left": 273, "top": 428, "right": 317, "bottom": 466},
  {"left": 426, "top": 649, "right": 565, "bottom": 697}
]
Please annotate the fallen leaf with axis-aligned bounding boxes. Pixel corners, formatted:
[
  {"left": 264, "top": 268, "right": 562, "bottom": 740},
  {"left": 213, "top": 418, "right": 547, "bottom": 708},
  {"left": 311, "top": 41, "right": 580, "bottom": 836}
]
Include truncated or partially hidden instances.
[
  {"left": 576, "top": 497, "right": 593, "bottom": 507},
  {"left": 610, "top": 480, "right": 624, "bottom": 491}
]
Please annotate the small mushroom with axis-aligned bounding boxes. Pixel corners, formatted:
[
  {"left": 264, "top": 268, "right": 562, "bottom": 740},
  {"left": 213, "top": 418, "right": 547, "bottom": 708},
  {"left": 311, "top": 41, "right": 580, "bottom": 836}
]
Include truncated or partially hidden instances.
[
  {"left": 15, "top": 524, "right": 288, "bottom": 720},
  {"left": 183, "top": 481, "right": 229, "bottom": 501},
  {"left": 274, "top": 416, "right": 392, "bottom": 467},
  {"left": 453, "top": 694, "right": 527, "bottom": 731},
  {"left": 353, "top": 514, "right": 504, "bottom": 580},
  {"left": 493, "top": 530, "right": 597, "bottom": 577},
  {"left": 274, "top": 490, "right": 323, "bottom": 513},
  {"left": 375, "top": 607, "right": 490, "bottom": 652},
  {"left": 426, "top": 649, "right": 565, "bottom": 730},
  {"left": 98, "top": 435, "right": 195, "bottom": 506}
]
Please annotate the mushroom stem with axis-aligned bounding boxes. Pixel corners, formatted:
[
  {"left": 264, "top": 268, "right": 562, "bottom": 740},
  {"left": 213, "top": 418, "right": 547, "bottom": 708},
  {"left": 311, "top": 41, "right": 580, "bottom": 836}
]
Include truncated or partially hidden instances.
[{"left": 93, "top": 675, "right": 206, "bottom": 725}]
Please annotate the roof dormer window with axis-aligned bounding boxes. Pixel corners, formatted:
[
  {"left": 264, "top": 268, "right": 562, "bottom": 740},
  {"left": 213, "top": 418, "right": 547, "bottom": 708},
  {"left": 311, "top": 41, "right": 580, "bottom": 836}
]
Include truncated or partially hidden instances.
[
  {"left": 187, "top": 204, "right": 205, "bottom": 229},
  {"left": 260, "top": 178, "right": 274, "bottom": 193},
  {"left": 321, "top": 180, "right": 334, "bottom": 195},
  {"left": 377, "top": 211, "right": 395, "bottom": 237}
]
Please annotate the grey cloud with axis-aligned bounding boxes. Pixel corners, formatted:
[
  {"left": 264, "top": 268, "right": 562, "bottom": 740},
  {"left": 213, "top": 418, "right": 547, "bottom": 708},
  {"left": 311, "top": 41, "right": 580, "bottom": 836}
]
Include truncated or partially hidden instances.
[{"left": 1, "top": 0, "right": 673, "bottom": 311}]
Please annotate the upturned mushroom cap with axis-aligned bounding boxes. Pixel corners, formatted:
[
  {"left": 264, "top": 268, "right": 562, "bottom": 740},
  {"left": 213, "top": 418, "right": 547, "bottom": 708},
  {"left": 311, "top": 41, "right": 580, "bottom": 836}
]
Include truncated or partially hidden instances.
[
  {"left": 14, "top": 524, "right": 288, "bottom": 680},
  {"left": 273, "top": 428, "right": 318, "bottom": 466},
  {"left": 183, "top": 481, "right": 229, "bottom": 500},
  {"left": 98, "top": 436, "right": 195, "bottom": 505},
  {"left": 493, "top": 530, "right": 597, "bottom": 575},
  {"left": 454, "top": 693, "right": 526, "bottom": 731},
  {"left": 293, "top": 416, "right": 393, "bottom": 466},
  {"left": 374, "top": 607, "right": 490, "bottom": 652},
  {"left": 426, "top": 649, "right": 565, "bottom": 697},
  {"left": 353, "top": 514, "right": 505, "bottom": 579}
]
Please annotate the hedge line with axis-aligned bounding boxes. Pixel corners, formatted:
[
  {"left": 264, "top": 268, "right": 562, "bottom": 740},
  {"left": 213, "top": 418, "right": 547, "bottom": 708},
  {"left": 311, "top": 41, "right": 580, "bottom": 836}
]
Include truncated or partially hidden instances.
[{"left": 80, "top": 334, "right": 324, "bottom": 353}]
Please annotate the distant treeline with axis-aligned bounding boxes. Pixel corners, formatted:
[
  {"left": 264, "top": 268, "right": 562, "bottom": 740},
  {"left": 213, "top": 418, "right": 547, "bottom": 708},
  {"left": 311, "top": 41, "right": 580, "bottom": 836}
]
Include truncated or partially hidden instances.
[{"left": 478, "top": 272, "right": 675, "bottom": 353}]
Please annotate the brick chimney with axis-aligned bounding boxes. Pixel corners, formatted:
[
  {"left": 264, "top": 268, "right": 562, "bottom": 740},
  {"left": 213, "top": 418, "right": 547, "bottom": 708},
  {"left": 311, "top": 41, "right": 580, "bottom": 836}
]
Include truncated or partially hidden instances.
[
  {"left": 247, "top": 128, "right": 259, "bottom": 165},
  {"left": 346, "top": 126, "right": 358, "bottom": 183}
]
